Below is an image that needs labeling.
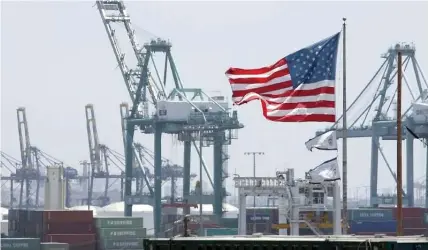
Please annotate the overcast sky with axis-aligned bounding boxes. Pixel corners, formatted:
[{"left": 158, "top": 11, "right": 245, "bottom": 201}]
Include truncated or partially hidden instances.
[{"left": 2, "top": 1, "right": 428, "bottom": 200}]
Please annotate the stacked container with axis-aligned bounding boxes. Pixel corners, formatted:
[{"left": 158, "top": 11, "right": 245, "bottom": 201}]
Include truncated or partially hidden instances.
[
  {"left": 95, "top": 217, "right": 146, "bottom": 250},
  {"left": 348, "top": 208, "right": 396, "bottom": 235},
  {"left": 8, "top": 209, "right": 95, "bottom": 250}
]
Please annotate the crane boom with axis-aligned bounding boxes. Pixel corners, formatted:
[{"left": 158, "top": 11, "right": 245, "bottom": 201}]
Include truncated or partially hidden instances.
[
  {"left": 85, "top": 104, "right": 102, "bottom": 174},
  {"left": 16, "top": 107, "right": 33, "bottom": 208},
  {"left": 96, "top": 0, "right": 162, "bottom": 117}
]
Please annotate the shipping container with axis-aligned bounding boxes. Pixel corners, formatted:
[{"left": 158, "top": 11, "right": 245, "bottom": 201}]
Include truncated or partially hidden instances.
[
  {"left": 1, "top": 238, "right": 41, "bottom": 250},
  {"left": 95, "top": 217, "right": 143, "bottom": 229},
  {"left": 43, "top": 211, "right": 93, "bottom": 223},
  {"left": 100, "top": 238, "right": 143, "bottom": 249},
  {"left": 27, "top": 210, "right": 44, "bottom": 223},
  {"left": 393, "top": 207, "right": 427, "bottom": 219},
  {"left": 403, "top": 217, "right": 426, "bottom": 229},
  {"left": 349, "top": 208, "right": 393, "bottom": 221},
  {"left": 43, "top": 234, "right": 96, "bottom": 250},
  {"left": 11, "top": 221, "right": 95, "bottom": 239},
  {"left": 45, "top": 222, "right": 95, "bottom": 234},
  {"left": 349, "top": 220, "right": 397, "bottom": 233},
  {"left": 298, "top": 228, "right": 333, "bottom": 236},
  {"left": 98, "top": 228, "right": 147, "bottom": 239},
  {"left": 40, "top": 242, "right": 69, "bottom": 250},
  {"left": 403, "top": 228, "right": 427, "bottom": 236},
  {"left": 205, "top": 228, "right": 238, "bottom": 236}
]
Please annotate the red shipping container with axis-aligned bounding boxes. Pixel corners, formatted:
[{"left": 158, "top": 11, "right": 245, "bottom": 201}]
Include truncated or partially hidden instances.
[
  {"left": 44, "top": 234, "right": 96, "bottom": 250},
  {"left": 43, "top": 210, "right": 93, "bottom": 223},
  {"left": 45, "top": 222, "right": 95, "bottom": 234},
  {"left": 402, "top": 217, "right": 426, "bottom": 229},
  {"left": 403, "top": 228, "right": 427, "bottom": 236},
  {"left": 393, "top": 207, "right": 426, "bottom": 219}
]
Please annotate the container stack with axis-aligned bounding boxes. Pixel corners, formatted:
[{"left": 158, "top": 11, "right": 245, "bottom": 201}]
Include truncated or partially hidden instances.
[
  {"left": 95, "top": 217, "right": 146, "bottom": 250},
  {"left": 8, "top": 209, "right": 95, "bottom": 250},
  {"left": 348, "top": 208, "right": 396, "bottom": 235}
]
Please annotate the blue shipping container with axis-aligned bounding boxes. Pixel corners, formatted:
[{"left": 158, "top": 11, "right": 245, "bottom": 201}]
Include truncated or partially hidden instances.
[
  {"left": 349, "top": 220, "right": 397, "bottom": 233},
  {"left": 349, "top": 208, "right": 393, "bottom": 221}
]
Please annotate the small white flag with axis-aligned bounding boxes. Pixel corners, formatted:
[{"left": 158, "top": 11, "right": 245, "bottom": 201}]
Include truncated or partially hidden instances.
[
  {"left": 308, "top": 157, "right": 340, "bottom": 183},
  {"left": 305, "top": 130, "right": 337, "bottom": 152}
]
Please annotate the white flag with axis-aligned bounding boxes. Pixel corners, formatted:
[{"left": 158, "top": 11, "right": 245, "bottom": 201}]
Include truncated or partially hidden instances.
[
  {"left": 305, "top": 130, "right": 337, "bottom": 151},
  {"left": 308, "top": 157, "right": 340, "bottom": 183}
]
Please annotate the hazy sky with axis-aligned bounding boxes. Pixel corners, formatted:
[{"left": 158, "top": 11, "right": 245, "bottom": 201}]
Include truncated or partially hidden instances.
[{"left": 2, "top": 1, "right": 428, "bottom": 199}]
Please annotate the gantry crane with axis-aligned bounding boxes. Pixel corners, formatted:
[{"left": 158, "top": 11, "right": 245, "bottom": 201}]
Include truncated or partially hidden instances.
[
  {"left": 317, "top": 43, "right": 428, "bottom": 207},
  {"left": 85, "top": 104, "right": 124, "bottom": 206},
  {"left": 96, "top": 0, "right": 243, "bottom": 236},
  {"left": 3, "top": 108, "right": 82, "bottom": 208}
]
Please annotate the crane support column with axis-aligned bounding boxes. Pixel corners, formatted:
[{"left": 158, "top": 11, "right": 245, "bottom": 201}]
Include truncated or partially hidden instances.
[
  {"left": 183, "top": 139, "right": 191, "bottom": 215},
  {"left": 213, "top": 132, "right": 224, "bottom": 221},
  {"left": 124, "top": 121, "right": 135, "bottom": 216},
  {"left": 370, "top": 123, "right": 380, "bottom": 206},
  {"left": 426, "top": 142, "right": 428, "bottom": 208},
  {"left": 406, "top": 123, "right": 414, "bottom": 207},
  {"left": 154, "top": 123, "right": 163, "bottom": 237}
]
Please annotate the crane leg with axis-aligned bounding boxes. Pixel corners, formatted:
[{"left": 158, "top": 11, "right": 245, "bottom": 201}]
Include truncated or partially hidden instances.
[
  {"left": 124, "top": 122, "right": 135, "bottom": 216},
  {"left": 213, "top": 133, "right": 223, "bottom": 223},
  {"left": 154, "top": 123, "right": 163, "bottom": 237},
  {"left": 183, "top": 139, "right": 191, "bottom": 215},
  {"left": 370, "top": 131, "right": 379, "bottom": 207},
  {"left": 425, "top": 142, "right": 428, "bottom": 208},
  {"left": 406, "top": 132, "right": 414, "bottom": 207}
]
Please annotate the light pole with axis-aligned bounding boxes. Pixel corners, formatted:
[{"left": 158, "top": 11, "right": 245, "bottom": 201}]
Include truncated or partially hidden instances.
[{"left": 244, "top": 151, "right": 264, "bottom": 234}]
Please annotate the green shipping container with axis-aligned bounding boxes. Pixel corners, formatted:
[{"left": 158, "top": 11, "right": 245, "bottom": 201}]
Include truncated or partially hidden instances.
[
  {"left": 1, "top": 238, "right": 41, "bottom": 250},
  {"left": 98, "top": 228, "right": 147, "bottom": 239},
  {"left": 40, "top": 243, "right": 69, "bottom": 250},
  {"left": 96, "top": 217, "right": 144, "bottom": 228},
  {"left": 101, "top": 238, "right": 144, "bottom": 249}
]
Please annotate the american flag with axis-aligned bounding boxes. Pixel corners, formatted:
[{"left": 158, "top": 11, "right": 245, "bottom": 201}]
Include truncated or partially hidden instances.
[{"left": 225, "top": 32, "right": 341, "bottom": 122}]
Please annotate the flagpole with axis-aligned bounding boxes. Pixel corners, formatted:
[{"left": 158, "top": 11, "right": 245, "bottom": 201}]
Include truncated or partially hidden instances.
[
  {"left": 396, "top": 50, "right": 403, "bottom": 236},
  {"left": 341, "top": 17, "right": 348, "bottom": 235}
]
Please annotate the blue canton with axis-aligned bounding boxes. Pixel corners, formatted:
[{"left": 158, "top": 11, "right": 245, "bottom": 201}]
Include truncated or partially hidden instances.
[{"left": 285, "top": 33, "right": 340, "bottom": 88}]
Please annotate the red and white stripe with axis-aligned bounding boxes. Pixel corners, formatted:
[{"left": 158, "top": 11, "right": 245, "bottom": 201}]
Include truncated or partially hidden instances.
[{"left": 225, "top": 58, "right": 336, "bottom": 122}]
